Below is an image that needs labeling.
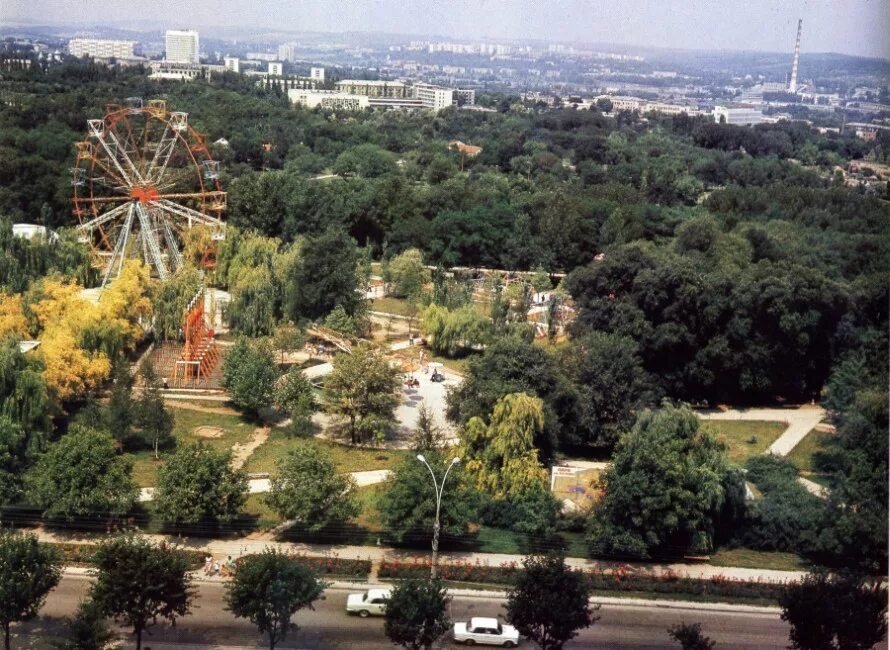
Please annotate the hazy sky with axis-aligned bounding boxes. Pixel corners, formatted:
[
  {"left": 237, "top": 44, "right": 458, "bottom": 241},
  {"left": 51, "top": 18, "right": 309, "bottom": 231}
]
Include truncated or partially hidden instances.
[{"left": 3, "top": 0, "right": 889, "bottom": 59}]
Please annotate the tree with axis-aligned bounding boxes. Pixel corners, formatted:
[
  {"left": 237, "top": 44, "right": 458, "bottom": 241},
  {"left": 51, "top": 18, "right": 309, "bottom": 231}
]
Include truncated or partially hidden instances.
[
  {"left": 384, "top": 578, "right": 451, "bottom": 650},
  {"left": 560, "top": 331, "right": 649, "bottom": 449},
  {"left": 106, "top": 356, "right": 135, "bottom": 447},
  {"left": 0, "top": 530, "right": 61, "bottom": 650},
  {"left": 222, "top": 337, "right": 279, "bottom": 415},
  {"left": 586, "top": 403, "right": 733, "bottom": 559},
  {"left": 225, "top": 548, "right": 326, "bottom": 650},
  {"left": 410, "top": 402, "right": 445, "bottom": 451},
  {"left": 505, "top": 553, "right": 598, "bottom": 650},
  {"left": 779, "top": 573, "right": 887, "bottom": 650},
  {"left": 668, "top": 623, "right": 716, "bottom": 650},
  {"left": 289, "top": 229, "right": 361, "bottom": 320},
  {"left": 323, "top": 343, "right": 400, "bottom": 444},
  {"left": 264, "top": 446, "right": 360, "bottom": 530},
  {"left": 460, "top": 392, "right": 548, "bottom": 499},
  {"left": 90, "top": 535, "right": 194, "bottom": 650},
  {"left": 419, "top": 304, "right": 491, "bottom": 357},
  {"left": 388, "top": 248, "right": 429, "bottom": 299},
  {"left": 154, "top": 443, "right": 249, "bottom": 525},
  {"left": 446, "top": 337, "right": 577, "bottom": 461},
  {"left": 378, "top": 450, "right": 478, "bottom": 542},
  {"left": 134, "top": 361, "right": 174, "bottom": 459},
  {"left": 274, "top": 364, "right": 316, "bottom": 434},
  {"left": 0, "top": 417, "right": 27, "bottom": 506},
  {"left": 25, "top": 425, "right": 138, "bottom": 520},
  {"left": 54, "top": 600, "right": 116, "bottom": 650}
]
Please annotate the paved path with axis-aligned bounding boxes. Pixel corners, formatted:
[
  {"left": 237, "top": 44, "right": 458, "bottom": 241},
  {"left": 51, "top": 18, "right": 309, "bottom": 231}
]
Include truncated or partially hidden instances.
[
  {"left": 138, "top": 469, "right": 393, "bottom": 502},
  {"left": 698, "top": 406, "right": 825, "bottom": 456},
  {"left": 32, "top": 528, "right": 806, "bottom": 585}
]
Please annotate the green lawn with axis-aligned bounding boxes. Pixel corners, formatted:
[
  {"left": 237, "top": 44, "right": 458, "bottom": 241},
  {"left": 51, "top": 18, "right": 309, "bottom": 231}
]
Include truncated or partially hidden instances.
[
  {"left": 242, "top": 433, "right": 409, "bottom": 476},
  {"left": 127, "top": 406, "right": 256, "bottom": 487},
  {"left": 710, "top": 547, "right": 808, "bottom": 572},
  {"left": 704, "top": 420, "right": 787, "bottom": 464},
  {"left": 242, "top": 494, "right": 281, "bottom": 529},
  {"left": 787, "top": 428, "right": 834, "bottom": 473},
  {"left": 371, "top": 297, "right": 414, "bottom": 317}
]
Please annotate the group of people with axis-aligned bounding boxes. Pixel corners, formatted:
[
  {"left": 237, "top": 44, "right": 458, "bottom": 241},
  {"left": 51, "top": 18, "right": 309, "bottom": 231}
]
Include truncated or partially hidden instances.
[{"left": 203, "top": 554, "right": 237, "bottom": 577}]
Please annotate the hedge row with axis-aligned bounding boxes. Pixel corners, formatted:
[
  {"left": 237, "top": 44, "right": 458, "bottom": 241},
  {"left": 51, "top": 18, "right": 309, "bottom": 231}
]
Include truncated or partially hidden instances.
[
  {"left": 49, "top": 542, "right": 206, "bottom": 570},
  {"left": 378, "top": 559, "right": 788, "bottom": 602}
]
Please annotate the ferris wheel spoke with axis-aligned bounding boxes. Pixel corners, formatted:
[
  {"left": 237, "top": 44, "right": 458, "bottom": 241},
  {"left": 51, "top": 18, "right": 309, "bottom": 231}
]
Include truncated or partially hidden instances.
[
  {"left": 153, "top": 199, "right": 225, "bottom": 228},
  {"left": 133, "top": 201, "right": 169, "bottom": 281},
  {"left": 104, "top": 129, "right": 146, "bottom": 185},
  {"left": 76, "top": 201, "right": 135, "bottom": 232},
  {"left": 156, "top": 191, "right": 226, "bottom": 202},
  {"left": 147, "top": 124, "right": 179, "bottom": 185},
  {"left": 101, "top": 203, "right": 136, "bottom": 288}
]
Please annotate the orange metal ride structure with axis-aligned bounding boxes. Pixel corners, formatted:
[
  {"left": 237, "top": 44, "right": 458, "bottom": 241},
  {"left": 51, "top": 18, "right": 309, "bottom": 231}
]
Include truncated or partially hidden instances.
[
  {"left": 71, "top": 99, "right": 226, "bottom": 387},
  {"left": 172, "top": 286, "right": 220, "bottom": 388}
]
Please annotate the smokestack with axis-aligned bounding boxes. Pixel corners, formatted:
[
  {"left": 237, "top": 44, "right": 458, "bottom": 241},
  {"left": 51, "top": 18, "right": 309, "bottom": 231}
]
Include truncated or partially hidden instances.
[{"left": 789, "top": 18, "right": 802, "bottom": 93}]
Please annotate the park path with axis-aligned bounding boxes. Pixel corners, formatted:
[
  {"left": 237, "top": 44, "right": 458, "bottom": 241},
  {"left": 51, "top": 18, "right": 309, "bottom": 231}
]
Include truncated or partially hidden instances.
[
  {"left": 33, "top": 528, "right": 807, "bottom": 585},
  {"left": 699, "top": 406, "right": 827, "bottom": 497},
  {"left": 163, "top": 399, "right": 240, "bottom": 416},
  {"left": 138, "top": 469, "right": 393, "bottom": 503}
]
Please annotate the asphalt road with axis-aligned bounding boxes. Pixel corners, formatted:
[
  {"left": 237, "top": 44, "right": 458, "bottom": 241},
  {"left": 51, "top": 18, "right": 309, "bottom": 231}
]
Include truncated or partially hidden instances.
[{"left": 8, "top": 574, "right": 806, "bottom": 649}]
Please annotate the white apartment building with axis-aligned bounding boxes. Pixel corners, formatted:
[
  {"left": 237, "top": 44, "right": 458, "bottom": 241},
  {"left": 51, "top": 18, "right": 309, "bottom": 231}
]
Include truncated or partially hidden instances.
[
  {"left": 310, "top": 67, "right": 325, "bottom": 82},
  {"left": 288, "top": 89, "right": 370, "bottom": 110},
  {"left": 165, "top": 30, "right": 199, "bottom": 64},
  {"left": 713, "top": 105, "right": 763, "bottom": 126},
  {"left": 69, "top": 39, "right": 136, "bottom": 59},
  {"left": 224, "top": 56, "right": 240, "bottom": 73},
  {"left": 278, "top": 43, "right": 297, "bottom": 62},
  {"left": 268, "top": 62, "right": 283, "bottom": 76},
  {"left": 413, "top": 82, "right": 454, "bottom": 110}
]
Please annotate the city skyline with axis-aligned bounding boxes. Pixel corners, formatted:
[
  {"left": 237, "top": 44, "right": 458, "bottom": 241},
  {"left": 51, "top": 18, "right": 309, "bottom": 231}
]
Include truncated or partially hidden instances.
[{"left": 2, "top": 0, "right": 889, "bottom": 59}]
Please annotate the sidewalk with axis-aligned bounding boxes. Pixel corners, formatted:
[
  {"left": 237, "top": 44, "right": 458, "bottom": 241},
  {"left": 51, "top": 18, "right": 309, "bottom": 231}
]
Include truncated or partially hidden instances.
[{"left": 36, "top": 529, "right": 807, "bottom": 585}]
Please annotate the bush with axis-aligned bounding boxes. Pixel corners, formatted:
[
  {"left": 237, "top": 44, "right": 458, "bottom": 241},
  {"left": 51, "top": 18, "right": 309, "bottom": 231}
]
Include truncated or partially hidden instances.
[
  {"left": 237, "top": 552, "right": 370, "bottom": 579},
  {"left": 49, "top": 542, "right": 205, "bottom": 569},
  {"left": 745, "top": 454, "right": 798, "bottom": 492}
]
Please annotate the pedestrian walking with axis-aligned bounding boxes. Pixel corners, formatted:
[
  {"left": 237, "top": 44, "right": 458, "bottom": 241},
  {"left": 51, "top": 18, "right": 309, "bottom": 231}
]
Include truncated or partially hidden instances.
[{"left": 203, "top": 555, "right": 213, "bottom": 576}]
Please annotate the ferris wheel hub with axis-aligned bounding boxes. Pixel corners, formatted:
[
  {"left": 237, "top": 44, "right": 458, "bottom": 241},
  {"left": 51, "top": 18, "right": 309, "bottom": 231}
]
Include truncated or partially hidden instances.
[{"left": 131, "top": 186, "right": 160, "bottom": 203}]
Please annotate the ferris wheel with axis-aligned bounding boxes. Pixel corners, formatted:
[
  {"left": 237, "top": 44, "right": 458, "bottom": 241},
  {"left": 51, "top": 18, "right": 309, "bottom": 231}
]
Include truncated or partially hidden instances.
[{"left": 71, "top": 98, "right": 226, "bottom": 286}]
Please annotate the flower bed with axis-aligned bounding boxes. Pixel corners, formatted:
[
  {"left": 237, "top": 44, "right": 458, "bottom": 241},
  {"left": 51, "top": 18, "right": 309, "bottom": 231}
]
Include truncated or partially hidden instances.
[
  {"left": 378, "top": 559, "right": 788, "bottom": 603},
  {"left": 240, "top": 552, "right": 371, "bottom": 580},
  {"left": 49, "top": 542, "right": 206, "bottom": 569}
]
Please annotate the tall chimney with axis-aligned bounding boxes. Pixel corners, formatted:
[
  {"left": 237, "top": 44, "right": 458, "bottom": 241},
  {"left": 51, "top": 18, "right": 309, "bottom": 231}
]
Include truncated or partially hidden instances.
[{"left": 789, "top": 18, "right": 802, "bottom": 93}]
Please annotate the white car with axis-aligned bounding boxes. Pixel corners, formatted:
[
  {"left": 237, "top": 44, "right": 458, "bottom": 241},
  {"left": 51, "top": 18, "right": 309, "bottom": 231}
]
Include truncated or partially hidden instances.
[
  {"left": 454, "top": 617, "right": 520, "bottom": 647},
  {"left": 345, "top": 588, "right": 391, "bottom": 617}
]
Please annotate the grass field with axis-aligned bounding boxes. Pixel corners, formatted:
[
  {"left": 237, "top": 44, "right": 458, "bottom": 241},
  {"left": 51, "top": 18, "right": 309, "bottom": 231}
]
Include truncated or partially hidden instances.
[
  {"left": 710, "top": 547, "right": 808, "bottom": 572},
  {"left": 128, "top": 406, "right": 256, "bottom": 487},
  {"left": 242, "top": 433, "right": 409, "bottom": 476},
  {"left": 704, "top": 420, "right": 787, "bottom": 464},
  {"left": 787, "top": 428, "right": 834, "bottom": 473},
  {"left": 370, "top": 297, "right": 414, "bottom": 317}
]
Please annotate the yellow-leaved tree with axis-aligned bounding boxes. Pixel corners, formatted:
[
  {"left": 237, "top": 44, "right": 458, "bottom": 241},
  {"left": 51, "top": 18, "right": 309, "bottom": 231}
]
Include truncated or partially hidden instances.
[
  {"left": 0, "top": 293, "right": 29, "bottom": 340},
  {"left": 459, "top": 392, "right": 548, "bottom": 499}
]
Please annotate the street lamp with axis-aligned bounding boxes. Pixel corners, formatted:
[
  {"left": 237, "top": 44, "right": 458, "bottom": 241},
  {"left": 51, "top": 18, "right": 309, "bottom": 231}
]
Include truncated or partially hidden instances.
[{"left": 417, "top": 454, "right": 460, "bottom": 579}]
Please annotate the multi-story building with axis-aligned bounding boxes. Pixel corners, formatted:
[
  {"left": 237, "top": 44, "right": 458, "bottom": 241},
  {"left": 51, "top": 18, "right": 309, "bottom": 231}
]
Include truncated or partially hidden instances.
[
  {"left": 336, "top": 79, "right": 409, "bottom": 98},
  {"left": 713, "top": 104, "right": 763, "bottom": 126},
  {"left": 288, "top": 89, "right": 370, "bottom": 110},
  {"left": 413, "top": 82, "right": 454, "bottom": 110},
  {"left": 278, "top": 43, "right": 297, "bottom": 62},
  {"left": 268, "top": 62, "right": 283, "bottom": 76},
  {"left": 310, "top": 67, "right": 325, "bottom": 82},
  {"left": 223, "top": 56, "right": 240, "bottom": 73},
  {"left": 149, "top": 61, "right": 223, "bottom": 81},
  {"left": 165, "top": 29, "right": 199, "bottom": 64},
  {"left": 68, "top": 39, "right": 136, "bottom": 59}
]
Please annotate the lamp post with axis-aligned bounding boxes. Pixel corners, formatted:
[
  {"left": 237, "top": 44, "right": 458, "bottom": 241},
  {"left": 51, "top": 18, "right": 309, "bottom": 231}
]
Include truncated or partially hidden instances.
[{"left": 417, "top": 454, "right": 460, "bottom": 579}]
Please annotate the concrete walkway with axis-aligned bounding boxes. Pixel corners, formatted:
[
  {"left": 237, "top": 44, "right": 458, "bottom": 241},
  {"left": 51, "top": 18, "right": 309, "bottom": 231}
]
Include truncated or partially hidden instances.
[
  {"left": 698, "top": 406, "right": 825, "bottom": 456},
  {"left": 138, "top": 469, "right": 393, "bottom": 503},
  {"left": 35, "top": 529, "right": 806, "bottom": 585},
  {"left": 699, "top": 406, "right": 828, "bottom": 497}
]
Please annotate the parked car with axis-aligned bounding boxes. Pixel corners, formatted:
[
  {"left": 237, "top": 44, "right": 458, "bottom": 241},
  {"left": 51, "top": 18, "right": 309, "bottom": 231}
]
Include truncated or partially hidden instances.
[
  {"left": 345, "top": 588, "right": 391, "bottom": 617},
  {"left": 453, "top": 617, "right": 520, "bottom": 647}
]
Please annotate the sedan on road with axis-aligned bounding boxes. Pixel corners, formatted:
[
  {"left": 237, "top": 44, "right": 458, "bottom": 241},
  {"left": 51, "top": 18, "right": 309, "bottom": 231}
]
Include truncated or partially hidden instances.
[
  {"left": 454, "top": 617, "right": 520, "bottom": 647},
  {"left": 345, "top": 588, "right": 391, "bottom": 617}
]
